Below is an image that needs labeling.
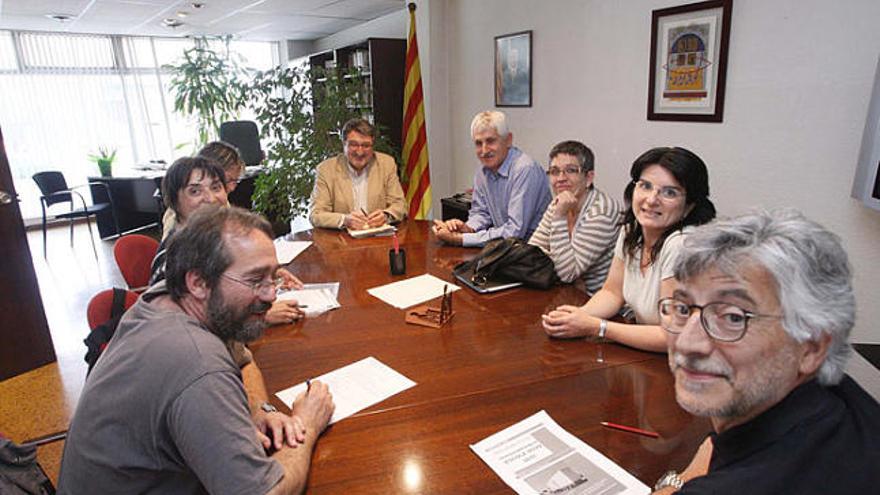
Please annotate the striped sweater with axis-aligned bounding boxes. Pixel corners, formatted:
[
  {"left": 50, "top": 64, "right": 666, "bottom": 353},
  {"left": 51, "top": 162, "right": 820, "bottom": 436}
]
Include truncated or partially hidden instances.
[{"left": 527, "top": 187, "right": 622, "bottom": 295}]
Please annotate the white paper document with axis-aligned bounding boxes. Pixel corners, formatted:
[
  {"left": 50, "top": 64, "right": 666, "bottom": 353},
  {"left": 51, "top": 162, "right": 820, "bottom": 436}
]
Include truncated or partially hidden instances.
[
  {"left": 367, "top": 273, "right": 461, "bottom": 309},
  {"left": 347, "top": 224, "right": 396, "bottom": 238},
  {"left": 276, "top": 282, "right": 340, "bottom": 317},
  {"left": 275, "top": 356, "right": 416, "bottom": 424},
  {"left": 471, "top": 410, "right": 650, "bottom": 495},
  {"left": 274, "top": 238, "right": 312, "bottom": 264}
]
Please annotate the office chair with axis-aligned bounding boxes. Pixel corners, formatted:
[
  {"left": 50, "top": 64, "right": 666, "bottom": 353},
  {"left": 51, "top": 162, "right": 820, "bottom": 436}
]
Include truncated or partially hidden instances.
[
  {"left": 85, "top": 287, "right": 139, "bottom": 373},
  {"left": 219, "top": 120, "right": 265, "bottom": 166},
  {"left": 32, "top": 171, "right": 118, "bottom": 258},
  {"left": 113, "top": 234, "right": 159, "bottom": 293}
]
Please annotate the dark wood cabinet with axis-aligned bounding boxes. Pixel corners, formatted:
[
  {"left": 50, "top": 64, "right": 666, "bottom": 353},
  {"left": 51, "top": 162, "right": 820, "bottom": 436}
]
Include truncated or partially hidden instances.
[{"left": 308, "top": 38, "right": 406, "bottom": 152}]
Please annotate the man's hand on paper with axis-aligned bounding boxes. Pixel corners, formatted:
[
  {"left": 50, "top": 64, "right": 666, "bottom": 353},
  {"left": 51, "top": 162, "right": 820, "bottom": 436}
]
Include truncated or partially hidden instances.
[
  {"left": 345, "top": 210, "right": 370, "bottom": 230},
  {"left": 366, "top": 209, "right": 387, "bottom": 227},
  {"left": 266, "top": 300, "right": 305, "bottom": 325},
  {"left": 253, "top": 410, "right": 306, "bottom": 450},
  {"left": 293, "top": 380, "right": 335, "bottom": 438}
]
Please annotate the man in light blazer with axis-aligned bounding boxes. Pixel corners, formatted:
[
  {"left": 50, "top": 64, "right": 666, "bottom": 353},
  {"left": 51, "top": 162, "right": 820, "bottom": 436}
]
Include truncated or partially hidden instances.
[{"left": 308, "top": 118, "right": 407, "bottom": 229}]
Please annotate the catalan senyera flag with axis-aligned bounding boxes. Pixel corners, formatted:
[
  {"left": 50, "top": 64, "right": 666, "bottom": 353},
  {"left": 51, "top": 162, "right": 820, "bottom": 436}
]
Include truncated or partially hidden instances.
[{"left": 402, "top": 3, "right": 431, "bottom": 220}]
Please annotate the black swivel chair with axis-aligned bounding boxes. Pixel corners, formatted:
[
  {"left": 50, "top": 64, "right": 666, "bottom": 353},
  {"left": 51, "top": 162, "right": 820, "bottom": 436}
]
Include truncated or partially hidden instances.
[
  {"left": 32, "top": 171, "right": 118, "bottom": 258},
  {"left": 219, "top": 120, "right": 264, "bottom": 166}
]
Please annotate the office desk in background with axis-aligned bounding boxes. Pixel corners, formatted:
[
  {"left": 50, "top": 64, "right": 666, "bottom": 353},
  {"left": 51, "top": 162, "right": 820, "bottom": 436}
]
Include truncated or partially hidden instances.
[
  {"left": 254, "top": 221, "right": 710, "bottom": 494},
  {"left": 88, "top": 168, "right": 260, "bottom": 238}
]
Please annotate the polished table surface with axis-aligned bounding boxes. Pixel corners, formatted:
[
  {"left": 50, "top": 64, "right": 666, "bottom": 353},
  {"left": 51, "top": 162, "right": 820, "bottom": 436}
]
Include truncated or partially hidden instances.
[{"left": 251, "top": 221, "right": 711, "bottom": 494}]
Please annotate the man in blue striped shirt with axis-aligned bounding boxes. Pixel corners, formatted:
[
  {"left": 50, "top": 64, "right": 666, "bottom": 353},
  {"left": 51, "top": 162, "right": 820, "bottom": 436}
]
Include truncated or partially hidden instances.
[{"left": 433, "top": 110, "right": 551, "bottom": 247}]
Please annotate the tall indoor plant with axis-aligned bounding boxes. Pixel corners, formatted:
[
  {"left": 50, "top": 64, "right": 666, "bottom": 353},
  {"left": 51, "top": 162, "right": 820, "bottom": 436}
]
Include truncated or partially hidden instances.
[{"left": 165, "top": 38, "right": 245, "bottom": 145}]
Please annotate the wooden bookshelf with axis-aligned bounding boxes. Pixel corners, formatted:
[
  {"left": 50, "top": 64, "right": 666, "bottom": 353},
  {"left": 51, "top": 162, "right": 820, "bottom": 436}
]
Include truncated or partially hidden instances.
[{"left": 308, "top": 38, "right": 406, "bottom": 152}]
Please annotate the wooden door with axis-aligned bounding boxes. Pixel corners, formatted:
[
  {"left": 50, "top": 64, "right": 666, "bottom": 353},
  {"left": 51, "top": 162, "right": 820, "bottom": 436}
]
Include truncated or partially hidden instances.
[{"left": 0, "top": 126, "right": 56, "bottom": 380}]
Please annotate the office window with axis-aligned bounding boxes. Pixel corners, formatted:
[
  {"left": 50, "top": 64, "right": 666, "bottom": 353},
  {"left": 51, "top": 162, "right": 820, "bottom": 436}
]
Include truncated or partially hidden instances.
[
  {"left": 19, "top": 32, "right": 115, "bottom": 69},
  {"left": 0, "top": 31, "right": 16, "bottom": 70},
  {"left": 0, "top": 31, "right": 278, "bottom": 221}
]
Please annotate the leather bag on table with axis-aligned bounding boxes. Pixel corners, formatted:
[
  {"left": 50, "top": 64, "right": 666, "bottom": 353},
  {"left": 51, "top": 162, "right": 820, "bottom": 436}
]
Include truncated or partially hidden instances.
[{"left": 453, "top": 238, "right": 560, "bottom": 290}]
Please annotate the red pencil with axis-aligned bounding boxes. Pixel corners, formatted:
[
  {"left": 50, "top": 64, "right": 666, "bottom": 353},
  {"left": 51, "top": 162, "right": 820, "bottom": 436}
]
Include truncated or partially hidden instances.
[
  {"left": 600, "top": 421, "right": 659, "bottom": 438},
  {"left": 392, "top": 232, "right": 400, "bottom": 254}
]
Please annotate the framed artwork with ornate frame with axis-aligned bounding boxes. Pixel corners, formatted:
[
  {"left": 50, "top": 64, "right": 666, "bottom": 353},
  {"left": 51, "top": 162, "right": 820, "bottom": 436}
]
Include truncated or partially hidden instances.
[
  {"left": 495, "top": 30, "right": 532, "bottom": 107},
  {"left": 648, "top": 0, "right": 732, "bottom": 122}
]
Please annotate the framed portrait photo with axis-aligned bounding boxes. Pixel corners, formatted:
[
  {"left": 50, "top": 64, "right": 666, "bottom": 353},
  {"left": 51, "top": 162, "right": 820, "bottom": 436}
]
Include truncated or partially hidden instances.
[
  {"left": 648, "top": 0, "right": 732, "bottom": 122},
  {"left": 495, "top": 30, "right": 532, "bottom": 107}
]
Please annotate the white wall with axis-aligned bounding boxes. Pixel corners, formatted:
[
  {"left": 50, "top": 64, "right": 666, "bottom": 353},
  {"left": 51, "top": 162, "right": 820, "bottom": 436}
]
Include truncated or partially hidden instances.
[{"left": 426, "top": 0, "right": 880, "bottom": 342}]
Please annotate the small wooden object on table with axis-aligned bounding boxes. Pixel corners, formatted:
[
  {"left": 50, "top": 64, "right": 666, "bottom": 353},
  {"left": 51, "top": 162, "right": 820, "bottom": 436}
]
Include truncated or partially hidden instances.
[{"left": 405, "top": 285, "right": 455, "bottom": 328}]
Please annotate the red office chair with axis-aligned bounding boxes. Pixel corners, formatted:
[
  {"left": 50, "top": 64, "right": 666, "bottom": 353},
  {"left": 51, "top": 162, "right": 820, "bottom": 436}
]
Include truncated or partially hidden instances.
[
  {"left": 113, "top": 234, "right": 159, "bottom": 293},
  {"left": 86, "top": 288, "right": 139, "bottom": 330},
  {"left": 85, "top": 288, "right": 139, "bottom": 374}
]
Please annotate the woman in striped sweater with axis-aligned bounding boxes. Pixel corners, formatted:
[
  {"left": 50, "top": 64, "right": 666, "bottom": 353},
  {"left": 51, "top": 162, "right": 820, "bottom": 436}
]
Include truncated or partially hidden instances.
[
  {"left": 528, "top": 141, "right": 622, "bottom": 295},
  {"left": 541, "top": 147, "right": 716, "bottom": 352}
]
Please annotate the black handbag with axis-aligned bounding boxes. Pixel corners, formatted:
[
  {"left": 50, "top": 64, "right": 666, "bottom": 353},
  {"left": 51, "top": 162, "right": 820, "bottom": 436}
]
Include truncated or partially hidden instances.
[{"left": 453, "top": 238, "right": 560, "bottom": 290}]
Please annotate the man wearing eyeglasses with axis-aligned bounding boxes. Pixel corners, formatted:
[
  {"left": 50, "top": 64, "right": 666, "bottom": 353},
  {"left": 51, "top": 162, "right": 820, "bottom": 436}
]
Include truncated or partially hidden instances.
[
  {"left": 60, "top": 206, "right": 335, "bottom": 494},
  {"left": 653, "top": 209, "right": 880, "bottom": 494},
  {"left": 432, "top": 110, "right": 551, "bottom": 246},
  {"left": 308, "top": 118, "right": 406, "bottom": 230}
]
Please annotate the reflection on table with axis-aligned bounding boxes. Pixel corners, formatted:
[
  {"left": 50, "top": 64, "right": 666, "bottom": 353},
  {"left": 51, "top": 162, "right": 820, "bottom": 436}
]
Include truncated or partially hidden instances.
[{"left": 252, "top": 221, "right": 710, "bottom": 494}]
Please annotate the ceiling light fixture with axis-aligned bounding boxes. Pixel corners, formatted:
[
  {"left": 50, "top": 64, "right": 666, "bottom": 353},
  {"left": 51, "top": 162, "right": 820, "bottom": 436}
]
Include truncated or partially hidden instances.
[
  {"left": 177, "top": 11, "right": 189, "bottom": 18},
  {"left": 191, "top": 2, "right": 205, "bottom": 9},
  {"left": 45, "top": 13, "right": 76, "bottom": 23},
  {"left": 162, "top": 18, "right": 185, "bottom": 28}
]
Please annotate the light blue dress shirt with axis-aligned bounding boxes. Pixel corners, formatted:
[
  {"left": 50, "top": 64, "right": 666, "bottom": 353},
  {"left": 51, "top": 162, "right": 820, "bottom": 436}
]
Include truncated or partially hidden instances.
[{"left": 463, "top": 146, "right": 551, "bottom": 247}]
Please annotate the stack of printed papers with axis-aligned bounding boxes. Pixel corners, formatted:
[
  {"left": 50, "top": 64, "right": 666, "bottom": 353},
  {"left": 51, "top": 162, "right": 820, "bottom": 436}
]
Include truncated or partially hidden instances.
[{"left": 277, "top": 282, "right": 340, "bottom": 317}]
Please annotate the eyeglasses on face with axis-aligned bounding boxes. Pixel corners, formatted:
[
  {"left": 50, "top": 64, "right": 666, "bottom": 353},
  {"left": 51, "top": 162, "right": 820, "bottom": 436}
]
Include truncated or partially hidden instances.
[
  {"left": 547, "top": 166, "right": 582, "bottom": 177},
  {"left": 346, "top": 141, "right": 373, "bottom": 150},
  {"left": 658, "top": 297, "right": 782, "bottom": 342},
  {"left": 634, "top": 179, "right": 684, "bottom": 201},
  {"left": 221, "top": 272, "right": 282, "bottom": 295}
]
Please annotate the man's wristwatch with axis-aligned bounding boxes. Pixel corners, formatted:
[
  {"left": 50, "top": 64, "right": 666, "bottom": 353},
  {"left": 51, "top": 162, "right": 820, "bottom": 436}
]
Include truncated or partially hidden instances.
[
  {"left": 654, "top": 470, "right": 684, "bottom": 491},
  {"left": 260, "top": 402, "right": 278, "bottom": 414}
]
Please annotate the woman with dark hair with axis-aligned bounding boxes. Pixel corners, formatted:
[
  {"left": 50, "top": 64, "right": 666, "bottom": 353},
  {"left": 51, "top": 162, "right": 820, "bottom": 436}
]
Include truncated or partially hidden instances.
[
  {"left": 162, "top": 141, "right": 246, "bottom": 238},
  {"left": 541, "top": 147, "right": 716, "bottom": 352}
]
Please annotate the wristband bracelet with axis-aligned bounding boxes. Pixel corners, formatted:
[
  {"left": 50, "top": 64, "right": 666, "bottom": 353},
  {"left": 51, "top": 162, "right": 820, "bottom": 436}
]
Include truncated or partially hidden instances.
[{"left": 598, "top": 319, "right": 608, "bottom": 339}]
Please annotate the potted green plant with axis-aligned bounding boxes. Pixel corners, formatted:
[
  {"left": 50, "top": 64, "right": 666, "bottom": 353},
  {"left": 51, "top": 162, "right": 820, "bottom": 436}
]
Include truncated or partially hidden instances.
[
  {"left": 164, "top": 37, "right": 246, "bottom": 145},
  {"left": 89, "top": 147, "right": 117, "bottom": 177},
  {"left": 244, "top": 65, "right": 398, "bottom": 233}
]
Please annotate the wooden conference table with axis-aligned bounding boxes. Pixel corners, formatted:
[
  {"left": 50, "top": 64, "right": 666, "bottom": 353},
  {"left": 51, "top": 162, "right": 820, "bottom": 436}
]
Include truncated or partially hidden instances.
[{"left": 251, "top": 221, "right": 711, "bottom": 494}]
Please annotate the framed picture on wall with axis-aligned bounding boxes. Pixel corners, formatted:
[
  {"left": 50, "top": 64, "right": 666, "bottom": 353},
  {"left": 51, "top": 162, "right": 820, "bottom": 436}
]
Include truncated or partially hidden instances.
[
  {"left": 648, "top": 0, "right": 732, "bottom": 122},
  {"left": 495, "top": 30, "right": 532, "bottom": 107}
]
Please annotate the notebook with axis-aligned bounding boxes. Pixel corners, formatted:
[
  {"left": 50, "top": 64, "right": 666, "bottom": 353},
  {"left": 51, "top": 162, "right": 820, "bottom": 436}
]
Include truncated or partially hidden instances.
[
  {"left": 347, "top": 224, "right": 396, "bottom": 238},
  {"left": 452, "top": 264, "right": 522, "bottom": 294}
]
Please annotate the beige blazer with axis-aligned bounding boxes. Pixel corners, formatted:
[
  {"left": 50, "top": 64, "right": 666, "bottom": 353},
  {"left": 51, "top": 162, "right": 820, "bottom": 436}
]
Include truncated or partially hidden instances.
[{"left": 308, "top": 152, "right": 407, "bottom": 229}]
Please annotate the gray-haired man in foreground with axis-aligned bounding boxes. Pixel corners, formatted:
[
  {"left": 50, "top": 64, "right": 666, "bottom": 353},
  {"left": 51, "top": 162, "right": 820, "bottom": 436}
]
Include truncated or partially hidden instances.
[{"left": 654, "top": 209, "right": 880, "bottom": 494}]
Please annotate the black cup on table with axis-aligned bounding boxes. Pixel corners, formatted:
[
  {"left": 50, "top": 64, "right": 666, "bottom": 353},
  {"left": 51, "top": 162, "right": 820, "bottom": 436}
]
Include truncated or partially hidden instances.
[{"left": 389, "top": 249, "right": 406, "bottom": 275}]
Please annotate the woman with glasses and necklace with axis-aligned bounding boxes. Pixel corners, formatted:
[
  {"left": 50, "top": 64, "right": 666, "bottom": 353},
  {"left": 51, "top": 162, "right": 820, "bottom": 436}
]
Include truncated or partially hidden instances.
[
  {"left": 541, "top": 147, "right": 716, "bottom": 352},
  {"left": 528, "top": 141, "right": 622, "bottom": 295}
]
